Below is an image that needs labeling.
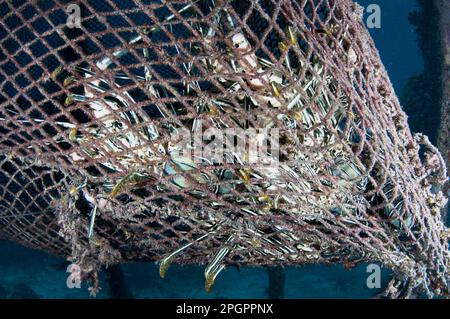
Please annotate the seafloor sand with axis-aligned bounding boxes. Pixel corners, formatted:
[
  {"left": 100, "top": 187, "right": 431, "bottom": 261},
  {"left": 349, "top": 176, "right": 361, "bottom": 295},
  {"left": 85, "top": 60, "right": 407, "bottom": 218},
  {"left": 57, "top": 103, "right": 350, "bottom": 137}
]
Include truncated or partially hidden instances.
[
  {"left": 436, "top": 0, "right": 450, "bottom": 186},
  {"left": 435, "top": 0, "right": 450, "bottom": 223}
]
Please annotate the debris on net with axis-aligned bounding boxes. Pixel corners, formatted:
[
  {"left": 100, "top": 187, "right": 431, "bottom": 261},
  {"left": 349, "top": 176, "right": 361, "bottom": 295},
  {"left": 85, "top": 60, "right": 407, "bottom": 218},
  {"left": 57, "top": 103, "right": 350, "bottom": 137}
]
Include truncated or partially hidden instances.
[{"left": 0, "top": 0, "right": 448, "bottom": 298}]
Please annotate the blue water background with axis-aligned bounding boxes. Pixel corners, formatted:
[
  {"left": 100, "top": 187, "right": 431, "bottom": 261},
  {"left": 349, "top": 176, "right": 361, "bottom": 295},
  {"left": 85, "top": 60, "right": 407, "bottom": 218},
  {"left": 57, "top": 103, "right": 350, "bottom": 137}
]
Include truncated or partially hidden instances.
[{"left": 0, "top": 0, "right": 432, "bottom": 299}]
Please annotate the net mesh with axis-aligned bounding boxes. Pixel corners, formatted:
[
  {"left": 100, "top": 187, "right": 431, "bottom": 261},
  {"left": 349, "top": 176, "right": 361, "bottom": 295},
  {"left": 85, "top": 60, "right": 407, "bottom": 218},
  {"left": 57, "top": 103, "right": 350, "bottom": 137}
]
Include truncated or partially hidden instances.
[{"left": 0, "top": 0, "right": 449, "bottom": 298}]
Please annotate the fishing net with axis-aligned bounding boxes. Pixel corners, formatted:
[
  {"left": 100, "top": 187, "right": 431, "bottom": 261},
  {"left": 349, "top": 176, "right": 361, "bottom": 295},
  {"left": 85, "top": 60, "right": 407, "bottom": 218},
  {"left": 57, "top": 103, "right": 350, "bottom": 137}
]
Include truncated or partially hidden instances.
[{"left": 0, "top": 0, "right": 449, "bottom": 298}]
